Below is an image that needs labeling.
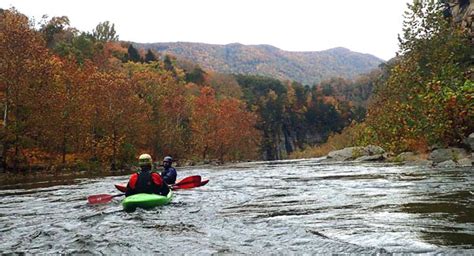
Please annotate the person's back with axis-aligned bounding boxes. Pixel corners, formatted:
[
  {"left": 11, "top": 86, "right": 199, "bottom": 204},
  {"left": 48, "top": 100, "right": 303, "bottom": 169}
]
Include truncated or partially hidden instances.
[
  {"left": 126, "top": 154, "right": 169, "bottom": 197},
  {"left": 161, "top": 156, "right": 177, "bottom": 184}
]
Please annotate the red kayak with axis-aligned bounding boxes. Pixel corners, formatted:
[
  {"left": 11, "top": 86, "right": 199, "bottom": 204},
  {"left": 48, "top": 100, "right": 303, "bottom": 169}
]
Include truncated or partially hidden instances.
[{"left": 115, "top": 175, "right": 209, "bottom": 192}]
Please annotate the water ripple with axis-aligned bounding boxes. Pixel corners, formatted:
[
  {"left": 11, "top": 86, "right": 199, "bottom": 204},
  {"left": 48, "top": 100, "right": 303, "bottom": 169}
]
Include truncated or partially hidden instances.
[{"left": 0, "top": 160, "right": 472, "bottom": 254}]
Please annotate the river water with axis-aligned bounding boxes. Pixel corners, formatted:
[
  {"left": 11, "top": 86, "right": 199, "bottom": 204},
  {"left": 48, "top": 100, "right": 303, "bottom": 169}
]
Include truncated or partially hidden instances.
[{"left": 0, "top": 158, "right": 472, "bottom": 254}]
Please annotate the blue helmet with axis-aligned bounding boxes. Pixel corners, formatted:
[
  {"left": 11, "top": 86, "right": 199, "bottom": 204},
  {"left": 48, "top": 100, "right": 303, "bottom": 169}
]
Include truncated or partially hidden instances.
[{"left": 163, "top": 156, "right": 173, "bottom": 162}]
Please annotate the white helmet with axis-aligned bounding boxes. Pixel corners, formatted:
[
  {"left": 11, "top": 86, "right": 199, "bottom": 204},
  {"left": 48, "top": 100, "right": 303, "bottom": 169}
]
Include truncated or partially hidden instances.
[{"left": 138, "top": 154, "right": 152, "bottom": 166}]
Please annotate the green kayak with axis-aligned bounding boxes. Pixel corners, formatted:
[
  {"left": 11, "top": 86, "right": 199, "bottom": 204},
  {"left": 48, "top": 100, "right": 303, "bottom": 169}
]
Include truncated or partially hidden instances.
[{"left": 122, "top": 191, "right": 173, "bottom": 211}]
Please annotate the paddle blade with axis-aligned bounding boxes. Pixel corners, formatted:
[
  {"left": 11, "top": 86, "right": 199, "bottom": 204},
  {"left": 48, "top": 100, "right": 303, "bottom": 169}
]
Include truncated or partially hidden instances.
[
  {"left": 172, "top": 175, "right": 202, "bottom": 190},
  {"left": 115, "top": 183, "right": 127, "bottom": 192},
  {"left": 200, "top": 179, "right": 209, "bottom": 187},
  {"left": 88, "top": 194, "right": 114, "bottom": 204},
  {"left": 175, "top": 175, "right": 201, "bottom": 186}
]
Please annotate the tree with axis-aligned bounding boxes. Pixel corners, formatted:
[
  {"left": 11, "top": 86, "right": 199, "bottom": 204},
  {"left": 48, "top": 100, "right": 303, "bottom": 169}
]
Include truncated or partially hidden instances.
[
  {"left": 92, "top": 21, "right": 118, "bottom": 42},
  {"left": 39, "top": 16, "right": 75, "bottom": 49},
  {"left": 360, "top": 0, "right": 473, "bottom": 152},
  {"left": 0, "top": 9, "right": 51, "bottom": 171},
  {"left": 144, "top": 49, "right": 157, "bottom": 63},
  {"left": 190, "top": 87, "right": 219, "bottom": 159},
  {"left": 86, "top": 69, "right": 150, "bottom": 169},
  {"left": 163, "top": 55, "right": 174, "bottom": 71},
  {"left": 215, "top": 98, "right": 260, "bottom": 161},
  {"left": 127, "top": 44, "right": 142, "bottom": 63},
  {"left": 185, "top": 67, "right": 206, "bottom": 85},
  {"left": 208, "top": 72, "right": 243, "bottom": 99}
]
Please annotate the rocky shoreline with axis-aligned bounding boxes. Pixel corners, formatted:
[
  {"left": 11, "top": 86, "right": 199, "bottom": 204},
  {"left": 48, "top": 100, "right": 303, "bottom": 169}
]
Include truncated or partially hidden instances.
[{"left": 323, "top": 133, "right": 474, "bottom": 168}]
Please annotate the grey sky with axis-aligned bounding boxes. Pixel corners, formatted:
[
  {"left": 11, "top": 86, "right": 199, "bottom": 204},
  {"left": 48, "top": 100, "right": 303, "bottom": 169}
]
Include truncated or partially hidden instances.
[{"left": 2, "top": 0, "right": 412, "bottom": 60}]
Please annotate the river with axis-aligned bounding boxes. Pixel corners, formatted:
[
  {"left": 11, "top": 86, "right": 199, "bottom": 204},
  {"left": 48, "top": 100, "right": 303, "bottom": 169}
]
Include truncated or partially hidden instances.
[{"left": 0, "top": 158, "right": 472, "bottom": 254}]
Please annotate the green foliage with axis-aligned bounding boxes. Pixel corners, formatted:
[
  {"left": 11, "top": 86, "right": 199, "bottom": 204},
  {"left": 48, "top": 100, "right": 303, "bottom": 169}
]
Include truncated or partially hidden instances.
[
  {"left": 359, "top": 0, "right": 473, "bottom": 153},
  {"left": 234, "top": 74, "right": 360, "bottom": 159},
  {"left": 127, "top": 44, "right": 142, "bottom": 63},
  {"left": 144, "top": 49, "right": 157, "bottom": 63},
  {"left": 163, "top": 55, "right": 174, "bottom": 71},
  {"left": 92, "top": 21, "right": 118, "bottom": 42},
  {"left": 185, "top": 67, "right": 206, "bottom": 84},
  {"left": 39, "top": 16, "right": 72, "bottom": 48},
  {"left": 54, "top": 32, "right": 98, "bottom": 64}
]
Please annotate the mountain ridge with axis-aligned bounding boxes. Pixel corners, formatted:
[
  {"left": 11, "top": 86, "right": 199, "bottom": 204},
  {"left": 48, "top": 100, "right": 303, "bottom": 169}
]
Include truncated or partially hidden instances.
[{"left": 135, "top": 42, "right": 384, "bottom": 85}]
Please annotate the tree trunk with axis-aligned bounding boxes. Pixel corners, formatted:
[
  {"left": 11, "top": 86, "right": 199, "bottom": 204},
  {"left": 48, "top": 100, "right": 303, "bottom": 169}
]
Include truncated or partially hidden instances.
[
  {"left": 1, "top": 92, "right": 8, "bottom": 171},
  {"left": 111, "top": 126, "right": 117, "bottom": 171}
]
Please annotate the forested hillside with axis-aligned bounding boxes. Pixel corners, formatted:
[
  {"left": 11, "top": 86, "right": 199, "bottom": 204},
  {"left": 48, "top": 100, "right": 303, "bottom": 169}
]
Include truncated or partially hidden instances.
[
  {"left": 1, "top": 8, "right": 372, "bottom": 172},
  {"left": 135, "top": 42, "right": 383, "bottom": 85},
  {"left": 292, "top": 0, "right": 473, "bottom": 158},
  {"left": 358, "top": 0, "right": 473, "bottom": 153}
]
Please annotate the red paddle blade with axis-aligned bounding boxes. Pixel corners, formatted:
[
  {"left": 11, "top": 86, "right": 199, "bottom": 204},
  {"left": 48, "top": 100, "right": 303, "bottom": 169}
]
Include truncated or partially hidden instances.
[
  {"left": 172, "top": 179, "right": 209, "bottom": 190},
  {"left": 173, "top": 181, "right": 201, "bottom": 189},
  {"left": 87, "top": 194, "right": 114, "bottom": 204},
  {"left": 175, "top": 175, "right": 201, "bottom": 186},
  {"left": 172, "top": 175, "right": 202, "bottom": 190},
  {"left": 115, "top": 183, "right": 127, "bottom": 192}
]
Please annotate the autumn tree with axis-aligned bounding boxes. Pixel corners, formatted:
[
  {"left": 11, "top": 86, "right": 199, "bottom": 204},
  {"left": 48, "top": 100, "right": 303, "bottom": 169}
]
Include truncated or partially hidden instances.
[
  {"left": 27, "top": 58, "right": 94, "bottom": 165},
  {"left": 126, "top": 62, "right": 191, "bottom": 159},
  {"left": 360, "top": 0, "right": 473, "bottom": 152},
  {"left": 215, "top": 98, "right": 260, "bottom": 161},
  {"left": 208, "top": 72, "right": 243, "bottom": 99},
  {"left": 190, "top": 87, "right": 219, "bottom": 159},
  {"left": 0, "top": 9, "right": 52, "bottom": 171},
  {"left": 39, "top": 16, "right": 76, "bottom": 49},
  {"left": 86, "top": 69, "right": 150, "bottom": 169}
]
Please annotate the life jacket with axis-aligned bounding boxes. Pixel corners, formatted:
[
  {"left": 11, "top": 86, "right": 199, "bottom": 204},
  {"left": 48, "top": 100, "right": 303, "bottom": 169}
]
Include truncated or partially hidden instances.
[
  {"left": 161, "top": 166, "right": 177, "bottom": 184},
  {"left": 127, "top": 167, "right": 169, "bottom": 196},
  {"left": 135, "top": 170, "right": 159, "bottom": 194}
]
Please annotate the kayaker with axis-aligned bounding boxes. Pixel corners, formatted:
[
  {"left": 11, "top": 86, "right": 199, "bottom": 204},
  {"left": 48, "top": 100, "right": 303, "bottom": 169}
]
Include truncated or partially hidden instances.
[
  {"left": 161, "top": 156, "right": 177, "bottom": 184},
  {"left": 125, "top": 154, "right": 169, "bottom": 197}
]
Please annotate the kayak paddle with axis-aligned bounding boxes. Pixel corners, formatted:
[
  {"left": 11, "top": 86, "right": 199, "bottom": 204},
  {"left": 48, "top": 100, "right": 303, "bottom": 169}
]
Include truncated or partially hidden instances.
[
  {"left": 114, "top": 175, "right": 206, "bottom": 192},
  {"left": 173, "top": 179, "right": 209, "bottom": 190},
  {"left": 87, "top": 193, "right": 124, "bottom": 204},
  {"left": 172, "top": 175, "right": 201, "bottom": 189}
]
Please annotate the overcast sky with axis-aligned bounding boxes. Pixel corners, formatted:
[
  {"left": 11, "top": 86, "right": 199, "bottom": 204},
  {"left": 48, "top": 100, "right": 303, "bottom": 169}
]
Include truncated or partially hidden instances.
[{"left": 2, "top": 0, "right": 412, "bottom": 60}]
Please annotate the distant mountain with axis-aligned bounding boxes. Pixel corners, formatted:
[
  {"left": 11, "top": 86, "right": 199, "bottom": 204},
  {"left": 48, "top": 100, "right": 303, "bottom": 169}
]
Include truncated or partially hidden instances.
[{"left": 135, "top": 42, "right": 384, "bottom": 85}]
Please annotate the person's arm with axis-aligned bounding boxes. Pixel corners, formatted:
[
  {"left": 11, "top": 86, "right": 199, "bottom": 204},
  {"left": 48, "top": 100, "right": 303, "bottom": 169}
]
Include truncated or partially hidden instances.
[
  {"left": 151, "top": 173, "right": 163, "bottom": 186},
  {"left": 151, "top": 173, "right": 169, "bottom": 195},
  {"left": 125, "top": 173, "right": 138, "bottom": 196}
]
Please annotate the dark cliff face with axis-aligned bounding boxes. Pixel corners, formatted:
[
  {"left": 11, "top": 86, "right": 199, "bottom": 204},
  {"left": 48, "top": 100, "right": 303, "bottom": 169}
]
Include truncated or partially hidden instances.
[{"left": 135, "top": 42, "right": 383, "bottom": 86}]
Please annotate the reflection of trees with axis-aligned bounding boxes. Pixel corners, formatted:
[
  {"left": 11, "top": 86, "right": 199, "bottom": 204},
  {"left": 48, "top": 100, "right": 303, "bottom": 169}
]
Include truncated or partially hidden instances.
[{"left": 400, "top": 190, "right": 473, "bottom": 246}]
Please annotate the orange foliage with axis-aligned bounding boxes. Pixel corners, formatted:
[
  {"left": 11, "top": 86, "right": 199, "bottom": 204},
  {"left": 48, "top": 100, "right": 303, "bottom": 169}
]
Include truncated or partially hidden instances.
[{"left": 191, "top": 87, "right": 259, "bottom": 161}]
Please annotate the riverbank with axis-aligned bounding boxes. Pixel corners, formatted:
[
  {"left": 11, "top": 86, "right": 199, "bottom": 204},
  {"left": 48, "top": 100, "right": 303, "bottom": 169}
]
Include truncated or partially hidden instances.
[{"left": 323, "top": 144, "right": 473, "bottom": 168}]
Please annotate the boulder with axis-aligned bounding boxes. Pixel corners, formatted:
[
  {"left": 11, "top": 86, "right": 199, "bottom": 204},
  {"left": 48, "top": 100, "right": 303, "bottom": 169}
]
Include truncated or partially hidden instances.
[
  {"left": 457, "top": 158, "right": 472, "bottom": 167},
  {"left": 355, "top": 154, "right": 385, "bottom": 162},
  {"left": 464, "top": 133, "right": 474, "bottom": 150},
  {"left": 396, "top": 152, "right": 432, "bottom": 166},
  {"left": 428, "top": 148, "right": 469, "bottom": 163},
  {"left": 364, "top": 145, "right": 385, "bottom": 155},
  {"left": 436, "top": 160, "right": 457, "bottom": 168},
  {"left": 327, "top": 147, "right": 362, "bottom": 161},
  {"left": 326, "top": 145, "right": 386, "bottom": 162}
]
